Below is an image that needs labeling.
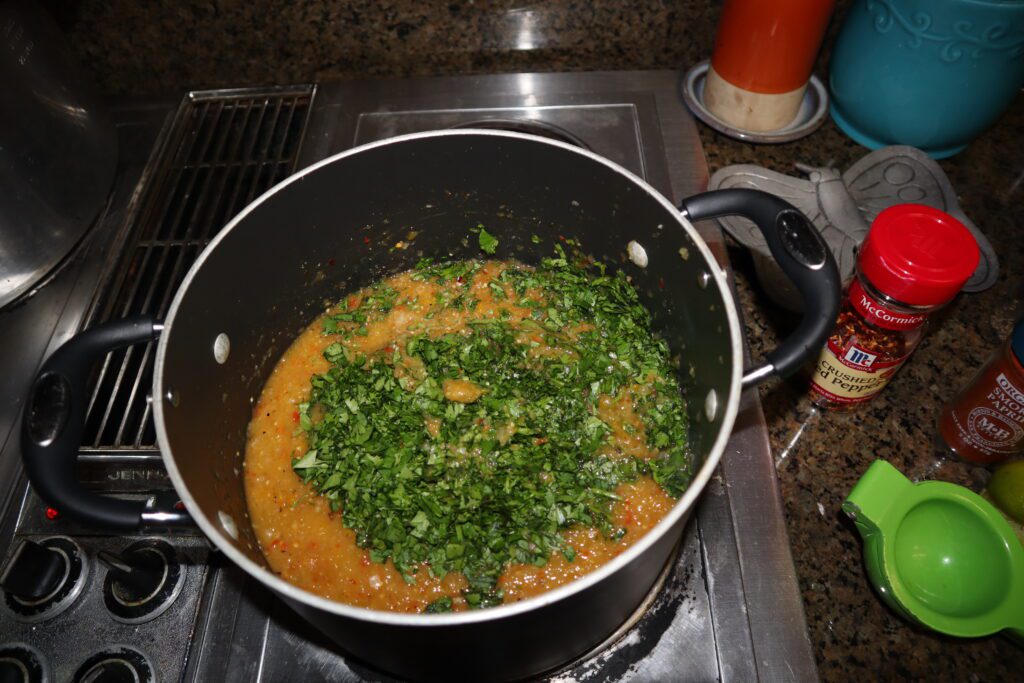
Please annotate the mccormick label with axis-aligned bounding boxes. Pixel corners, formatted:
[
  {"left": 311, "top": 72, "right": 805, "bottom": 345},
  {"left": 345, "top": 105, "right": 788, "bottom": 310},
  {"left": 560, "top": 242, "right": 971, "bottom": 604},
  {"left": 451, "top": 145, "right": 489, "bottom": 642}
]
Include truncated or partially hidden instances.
[
  {"left": 809, "top": 281, "right": 924, "bottom": 406},
  {"left": 809, "top": 337, "right": 908, "bottom": 405},
  {"left": 848, "top": 279, "right": 927, "bottom": 331}
]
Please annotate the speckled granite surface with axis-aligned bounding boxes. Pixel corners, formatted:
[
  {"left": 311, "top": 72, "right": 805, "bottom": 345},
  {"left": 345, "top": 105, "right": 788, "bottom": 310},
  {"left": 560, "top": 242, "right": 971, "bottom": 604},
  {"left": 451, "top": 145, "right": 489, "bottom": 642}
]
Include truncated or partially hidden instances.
[
  {"left": 45, "top": 0, "right": 719, "bottom": 96},
  {"left": 50, "top": 0, "right": 1024, "bottom": 679}
]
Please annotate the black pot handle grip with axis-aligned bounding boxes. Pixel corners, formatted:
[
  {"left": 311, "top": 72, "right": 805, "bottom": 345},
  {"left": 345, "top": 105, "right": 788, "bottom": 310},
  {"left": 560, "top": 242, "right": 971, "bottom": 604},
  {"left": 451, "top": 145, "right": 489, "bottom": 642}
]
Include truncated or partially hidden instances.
[
  {"left": 680, "top": 188, "right": 841, "bottom": 388},
  {"left": 21, "top": 316, "right": 191, "bottom": 530}
]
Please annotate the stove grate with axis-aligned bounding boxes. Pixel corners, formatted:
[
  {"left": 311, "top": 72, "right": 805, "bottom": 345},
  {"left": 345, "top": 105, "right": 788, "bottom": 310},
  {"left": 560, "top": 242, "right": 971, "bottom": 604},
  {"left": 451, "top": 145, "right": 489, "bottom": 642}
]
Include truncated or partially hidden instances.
[{"left": 80, "top": 86, "right": 315, "bottom": 454}]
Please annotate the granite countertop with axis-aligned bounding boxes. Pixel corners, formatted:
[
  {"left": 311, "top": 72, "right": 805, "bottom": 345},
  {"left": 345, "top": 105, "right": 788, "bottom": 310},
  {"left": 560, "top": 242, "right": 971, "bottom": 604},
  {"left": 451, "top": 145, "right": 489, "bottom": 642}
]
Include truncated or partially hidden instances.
[
  {"left": 51, "top": 0, "right": 1024, "bottom": 679},
  {"left": 716, "top": 102, "right": 1024, "bottom": 680},
  {"left": 46, "top": 0, "right": 719, "bottom": 96}
]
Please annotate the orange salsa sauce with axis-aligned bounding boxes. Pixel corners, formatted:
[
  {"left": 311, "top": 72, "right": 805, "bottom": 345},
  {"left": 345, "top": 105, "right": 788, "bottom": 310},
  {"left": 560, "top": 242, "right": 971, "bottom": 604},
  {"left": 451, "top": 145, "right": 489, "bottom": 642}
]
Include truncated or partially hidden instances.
[{"left": 244, "top": 261, "right": 678, "bottom": 613}]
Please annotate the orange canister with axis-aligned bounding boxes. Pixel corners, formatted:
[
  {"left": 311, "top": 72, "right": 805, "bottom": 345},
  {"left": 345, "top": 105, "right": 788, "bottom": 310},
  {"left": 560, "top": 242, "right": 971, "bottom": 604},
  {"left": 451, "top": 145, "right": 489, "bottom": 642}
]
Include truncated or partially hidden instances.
[{"left": 705, "top": 0, "right": 835, "bottom": 131}]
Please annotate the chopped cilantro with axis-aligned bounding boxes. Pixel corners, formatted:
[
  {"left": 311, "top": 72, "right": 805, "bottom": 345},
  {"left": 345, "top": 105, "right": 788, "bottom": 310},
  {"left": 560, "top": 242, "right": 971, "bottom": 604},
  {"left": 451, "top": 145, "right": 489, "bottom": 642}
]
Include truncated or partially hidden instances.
[
  {"left": 425, "top": 596, "right": 453, "bottom": 613},
  {"left": 296, "top": 251, "right": 692, "bottom": 610},
  {"left": 478, "top": 227, "right": 499, "bottom": 254}
]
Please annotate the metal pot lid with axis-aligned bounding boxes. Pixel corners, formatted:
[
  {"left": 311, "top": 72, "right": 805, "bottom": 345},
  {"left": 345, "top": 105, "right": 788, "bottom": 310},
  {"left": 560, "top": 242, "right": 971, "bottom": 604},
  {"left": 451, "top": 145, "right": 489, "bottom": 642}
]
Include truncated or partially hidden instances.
[
  {"left": 0, "top": 198, "right": 108, "bottom": 311},
  {"left": 0, "top": 0, "right": 118, "bottom": 310}
]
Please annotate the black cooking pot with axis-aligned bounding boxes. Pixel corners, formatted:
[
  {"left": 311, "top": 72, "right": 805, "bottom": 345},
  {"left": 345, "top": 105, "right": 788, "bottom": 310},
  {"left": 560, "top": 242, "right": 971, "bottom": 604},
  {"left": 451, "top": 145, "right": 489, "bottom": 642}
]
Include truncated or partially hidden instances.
[{"left": 22, "top": 131, "right": 839, "bottom": 681}]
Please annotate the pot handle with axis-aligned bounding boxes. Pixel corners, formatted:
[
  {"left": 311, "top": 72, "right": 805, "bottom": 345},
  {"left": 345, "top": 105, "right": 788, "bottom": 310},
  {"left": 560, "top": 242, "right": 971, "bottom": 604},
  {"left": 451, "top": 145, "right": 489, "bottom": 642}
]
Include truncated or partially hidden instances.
[
  {"left": 21, "top": 316, "right": 191, "bottom": 529},
  {"left": 680, "top": 188, "right": 841, "bottom": 388}
]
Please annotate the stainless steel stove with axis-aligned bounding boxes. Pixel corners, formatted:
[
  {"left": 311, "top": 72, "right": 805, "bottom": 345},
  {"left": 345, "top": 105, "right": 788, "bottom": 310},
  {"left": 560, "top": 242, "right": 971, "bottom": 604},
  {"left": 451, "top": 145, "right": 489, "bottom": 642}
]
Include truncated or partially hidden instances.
[{"left": 0, "top": 71, "right": 817, "bottom": 683}]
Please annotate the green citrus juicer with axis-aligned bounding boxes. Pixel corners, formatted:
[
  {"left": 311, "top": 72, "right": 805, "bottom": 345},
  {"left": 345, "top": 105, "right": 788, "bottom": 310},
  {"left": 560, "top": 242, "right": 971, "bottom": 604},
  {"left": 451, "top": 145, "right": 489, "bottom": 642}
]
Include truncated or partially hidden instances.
[{"left": 842, "top": 460, "right": 1024, "bottom": 641}]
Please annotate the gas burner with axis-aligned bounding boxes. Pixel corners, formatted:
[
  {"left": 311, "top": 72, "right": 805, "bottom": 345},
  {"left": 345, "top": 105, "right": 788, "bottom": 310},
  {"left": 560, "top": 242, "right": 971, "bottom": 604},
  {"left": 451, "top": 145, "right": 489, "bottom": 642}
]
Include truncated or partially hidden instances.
[
  {"left": 450, "top": 119, "right": 590, "bottom": 149},
  {"left": 100, "top": 539, "right": 184, "bottom": 624},
  {"left": 73, "top": 647, "right": 153, "bottom": 683},
  {"left": 0, "top": 643, "right": 48, "bottom": 683},
  {"left": 1, "top": 537, "right": 89, "bottom": 622}
]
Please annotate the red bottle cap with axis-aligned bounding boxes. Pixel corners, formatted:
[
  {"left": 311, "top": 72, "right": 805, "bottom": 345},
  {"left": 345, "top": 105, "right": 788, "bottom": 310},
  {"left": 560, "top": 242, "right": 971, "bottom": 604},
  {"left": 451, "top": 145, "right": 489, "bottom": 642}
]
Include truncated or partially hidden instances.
[{"left": 858, "top": 204, "right": 979, "bottom": 306}]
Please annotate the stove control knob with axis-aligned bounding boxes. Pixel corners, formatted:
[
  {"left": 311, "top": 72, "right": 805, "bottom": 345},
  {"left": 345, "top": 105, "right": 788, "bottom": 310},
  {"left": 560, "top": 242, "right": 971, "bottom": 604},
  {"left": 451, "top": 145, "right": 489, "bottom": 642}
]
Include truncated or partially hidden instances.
[
  {"left": 101, "top": 540, "right": 183, "bottom": 623},
  {"left": 74, "top": 648, "right": 153, "bottom": 683},
  {"left": 0, "top": 660, "right": 25, "bottom": 683},
  {"left": 0, "top": 540, "right": 66, "bottom": 602},
  {"left": 0, "top": 643, "right": 47, "bottom": 683},
  {"left": 97, "top": 548, "right": 165, "bottom": 603},
  {"left": 78, "top": 659, "right": 136, "bottom": 683}
]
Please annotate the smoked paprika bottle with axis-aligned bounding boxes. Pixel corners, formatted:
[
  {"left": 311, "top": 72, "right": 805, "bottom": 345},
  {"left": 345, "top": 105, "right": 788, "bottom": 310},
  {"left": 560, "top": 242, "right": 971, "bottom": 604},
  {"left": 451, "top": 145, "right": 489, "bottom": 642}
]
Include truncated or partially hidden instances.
[
  {"left": 809, "top": 204, "right": 979, "bottom": 410},
  {"left": 937, "top": 321, "right": 1024, "bottom": 465}
]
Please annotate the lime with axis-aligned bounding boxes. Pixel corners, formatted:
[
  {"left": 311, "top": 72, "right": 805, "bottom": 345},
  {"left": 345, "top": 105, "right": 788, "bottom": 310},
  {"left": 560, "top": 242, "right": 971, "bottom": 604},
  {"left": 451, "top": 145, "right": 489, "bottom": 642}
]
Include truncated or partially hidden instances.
[{"left": 988, "top": 460, "right": 1024, "bottom": 524}]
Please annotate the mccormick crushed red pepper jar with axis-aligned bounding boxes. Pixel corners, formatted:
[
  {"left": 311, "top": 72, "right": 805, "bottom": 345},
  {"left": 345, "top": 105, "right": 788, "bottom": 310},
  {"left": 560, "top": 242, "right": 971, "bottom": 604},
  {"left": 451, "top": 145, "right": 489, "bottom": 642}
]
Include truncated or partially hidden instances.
[
  {"left": 809, "top": 204, "right": 979, "bottom": 410},
  {"left": 937, "top": 321, "right": 1024, "bottom": 465}
]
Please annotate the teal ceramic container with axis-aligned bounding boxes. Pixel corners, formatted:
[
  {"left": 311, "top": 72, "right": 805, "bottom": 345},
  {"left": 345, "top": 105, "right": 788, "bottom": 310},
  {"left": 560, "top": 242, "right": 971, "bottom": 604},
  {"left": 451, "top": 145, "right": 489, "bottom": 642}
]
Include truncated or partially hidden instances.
[{"left": 829, "top": 0, "right": 1024, "bottom": 158}]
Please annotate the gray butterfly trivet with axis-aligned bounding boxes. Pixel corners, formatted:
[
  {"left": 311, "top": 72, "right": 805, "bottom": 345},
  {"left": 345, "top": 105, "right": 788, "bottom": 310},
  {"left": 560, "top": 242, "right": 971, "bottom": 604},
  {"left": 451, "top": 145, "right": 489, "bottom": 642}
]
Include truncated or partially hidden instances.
[{"left": 708, "top": 145, "right": 998, "bottom": 311}]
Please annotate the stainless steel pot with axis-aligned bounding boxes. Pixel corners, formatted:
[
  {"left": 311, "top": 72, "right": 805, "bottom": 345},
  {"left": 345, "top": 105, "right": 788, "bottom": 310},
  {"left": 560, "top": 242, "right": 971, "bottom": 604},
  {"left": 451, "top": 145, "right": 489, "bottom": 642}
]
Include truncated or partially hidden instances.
[{"left": 22, "top": 131, "right": 839, "bottom": 681}]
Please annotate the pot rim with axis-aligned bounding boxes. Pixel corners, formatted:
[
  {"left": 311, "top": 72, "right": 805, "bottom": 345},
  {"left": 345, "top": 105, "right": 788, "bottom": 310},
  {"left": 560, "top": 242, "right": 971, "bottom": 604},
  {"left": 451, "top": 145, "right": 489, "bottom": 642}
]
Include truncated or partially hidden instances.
[{"left": 153, "top": 129, "right": 744, "bottom": 626}]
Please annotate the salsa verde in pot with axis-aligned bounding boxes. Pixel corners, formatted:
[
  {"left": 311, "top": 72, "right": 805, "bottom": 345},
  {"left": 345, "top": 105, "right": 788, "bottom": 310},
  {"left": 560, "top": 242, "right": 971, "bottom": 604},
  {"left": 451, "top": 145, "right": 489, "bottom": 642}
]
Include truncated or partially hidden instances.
[{"left": 244, "top": 239, "right": 693, "bottom": 613}]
